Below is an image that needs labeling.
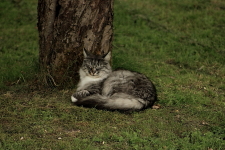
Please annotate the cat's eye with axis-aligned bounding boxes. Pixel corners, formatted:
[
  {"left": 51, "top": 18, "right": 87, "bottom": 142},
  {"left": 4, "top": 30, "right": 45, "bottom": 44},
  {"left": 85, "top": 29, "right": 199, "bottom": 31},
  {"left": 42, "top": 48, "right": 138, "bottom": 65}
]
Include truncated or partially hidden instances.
[
  {"left": 95, "top": 67, "right": 101, "bottom": 70},
  {"left": 85, "top": 65, "right": 92, "bottom": 69}
]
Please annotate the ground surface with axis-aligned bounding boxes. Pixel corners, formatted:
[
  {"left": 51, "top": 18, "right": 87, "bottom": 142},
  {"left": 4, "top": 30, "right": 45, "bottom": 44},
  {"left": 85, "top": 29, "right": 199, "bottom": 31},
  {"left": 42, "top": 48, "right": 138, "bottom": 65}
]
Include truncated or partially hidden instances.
[{"left": 0, "top": 0, "right": 225, "bottom": 149}]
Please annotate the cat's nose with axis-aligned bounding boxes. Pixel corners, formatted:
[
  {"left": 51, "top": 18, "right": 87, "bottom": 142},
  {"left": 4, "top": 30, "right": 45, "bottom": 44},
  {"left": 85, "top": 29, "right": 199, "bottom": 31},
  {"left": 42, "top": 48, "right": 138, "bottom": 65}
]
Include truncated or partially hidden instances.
[{"left": 90, "top": 68, "right": 97, "bottom": 76}]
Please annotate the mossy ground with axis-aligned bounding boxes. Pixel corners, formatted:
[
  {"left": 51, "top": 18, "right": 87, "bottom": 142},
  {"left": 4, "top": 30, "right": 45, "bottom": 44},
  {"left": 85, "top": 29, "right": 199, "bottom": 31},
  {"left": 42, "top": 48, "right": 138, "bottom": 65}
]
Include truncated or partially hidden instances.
[{"left": 0, "top": 0, "right": 225, "bottom": 149}]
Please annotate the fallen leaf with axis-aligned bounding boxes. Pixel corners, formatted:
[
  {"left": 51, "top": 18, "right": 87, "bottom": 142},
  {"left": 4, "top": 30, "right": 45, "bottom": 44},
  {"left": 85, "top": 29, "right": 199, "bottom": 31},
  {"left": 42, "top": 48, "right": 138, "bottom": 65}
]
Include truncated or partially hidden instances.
[
  {"left": 152, "top": 104, "right": 160, "bottom": 109},
  {"left": 3, "top": 91, "right": 13, "bottom": 98},
  {"left": 200, "top": 121, "right": 209, "bottom": 125},
  {"left": 175, "top": 110, "right": 179, "bottom": 113}
]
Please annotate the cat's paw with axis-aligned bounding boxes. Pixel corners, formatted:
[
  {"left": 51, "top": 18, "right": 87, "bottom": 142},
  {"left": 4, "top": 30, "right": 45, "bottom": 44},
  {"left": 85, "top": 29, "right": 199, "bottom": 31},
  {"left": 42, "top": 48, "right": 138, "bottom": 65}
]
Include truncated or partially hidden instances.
[
  {"left": 71, "top": 96, "right": 78, "bottom": 103},
  {"left": 72, "top": 90, "right": 90, "bottom": 101}
]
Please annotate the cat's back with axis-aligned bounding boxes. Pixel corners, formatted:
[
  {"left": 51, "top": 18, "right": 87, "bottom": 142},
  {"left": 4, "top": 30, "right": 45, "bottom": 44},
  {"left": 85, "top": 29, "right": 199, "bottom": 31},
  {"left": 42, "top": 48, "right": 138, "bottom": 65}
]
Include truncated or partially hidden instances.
[
  {"left": 104, "top": 69, "right": 155, "bottom": 90},
  {"left": 107, "top": 69, "right": 149, "bottom": 82},
  {"left": 109, "top": 69, "right": 135, "bottom": 79},
  {"left": 103, "top": 69, "right": 157, "bottom": 104}
]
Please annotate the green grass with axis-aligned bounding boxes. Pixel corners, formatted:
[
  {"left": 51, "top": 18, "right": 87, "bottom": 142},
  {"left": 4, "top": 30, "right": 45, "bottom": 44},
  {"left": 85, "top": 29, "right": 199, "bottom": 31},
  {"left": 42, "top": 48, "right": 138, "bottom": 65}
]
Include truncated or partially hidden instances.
[
  {"left": 0, "top": 0, "right": 39, "bottom": 89},
  {"left": 1, "top": 0, "right": 225, "bottom": 149}
]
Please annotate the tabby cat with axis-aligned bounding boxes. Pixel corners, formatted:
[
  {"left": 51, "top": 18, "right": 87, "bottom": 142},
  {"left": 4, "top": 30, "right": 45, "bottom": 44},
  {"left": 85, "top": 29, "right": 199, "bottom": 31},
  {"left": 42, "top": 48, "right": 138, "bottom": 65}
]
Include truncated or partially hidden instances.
[{"left": 71, "top": 49, "right": 157, "bottom": 111}]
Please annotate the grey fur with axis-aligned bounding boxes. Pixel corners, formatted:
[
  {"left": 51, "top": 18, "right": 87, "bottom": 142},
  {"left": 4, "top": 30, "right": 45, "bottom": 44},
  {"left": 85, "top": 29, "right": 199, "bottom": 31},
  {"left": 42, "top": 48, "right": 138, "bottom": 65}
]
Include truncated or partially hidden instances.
[{"left": 71, "top": 50, "right": 157, "bottom": 111}]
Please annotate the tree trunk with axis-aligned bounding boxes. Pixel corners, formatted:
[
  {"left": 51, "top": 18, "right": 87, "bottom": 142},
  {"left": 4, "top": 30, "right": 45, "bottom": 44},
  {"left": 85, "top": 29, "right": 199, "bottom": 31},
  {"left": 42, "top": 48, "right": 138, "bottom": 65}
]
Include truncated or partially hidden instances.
[{"left": 37, "top": 0, "right": 113, "bottom": 88}]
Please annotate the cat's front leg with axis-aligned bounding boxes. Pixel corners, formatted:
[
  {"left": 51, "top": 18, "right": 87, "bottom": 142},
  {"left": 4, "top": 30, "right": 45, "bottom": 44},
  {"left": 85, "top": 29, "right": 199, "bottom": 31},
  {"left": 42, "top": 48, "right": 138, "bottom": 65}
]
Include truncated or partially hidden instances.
[
  {"left": 102, "top": 82, "right": 114, "bottom": 96},
  {"left": 102, "top": 77, "right": 120, "bottom": 96},
  {"left": 71, "top": 90, "right": 90, "bottom": 103}
]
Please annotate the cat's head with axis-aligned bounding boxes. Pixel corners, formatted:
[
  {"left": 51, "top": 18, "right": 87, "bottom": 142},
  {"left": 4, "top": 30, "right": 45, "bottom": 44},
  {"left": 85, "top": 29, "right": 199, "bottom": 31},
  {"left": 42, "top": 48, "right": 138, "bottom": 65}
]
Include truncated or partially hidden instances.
[{"left": 80, "top": 48, "right": 112, "bottom": 78}]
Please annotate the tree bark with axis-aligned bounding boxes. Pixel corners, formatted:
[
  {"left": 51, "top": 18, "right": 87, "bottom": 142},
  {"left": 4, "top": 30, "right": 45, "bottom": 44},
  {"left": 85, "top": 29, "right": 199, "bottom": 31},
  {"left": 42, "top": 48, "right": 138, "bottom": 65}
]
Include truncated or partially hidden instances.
[{"left": 37, "top": 0, "right": 114, "bottom": 87}]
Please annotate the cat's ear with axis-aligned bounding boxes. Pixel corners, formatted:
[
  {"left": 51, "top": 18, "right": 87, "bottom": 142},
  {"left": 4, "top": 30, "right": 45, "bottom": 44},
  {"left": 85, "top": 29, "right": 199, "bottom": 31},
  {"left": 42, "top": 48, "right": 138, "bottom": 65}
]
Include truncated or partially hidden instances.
[
  {"left": 103, "top": 51, "right": 111, "bottom": 61},
  {"left": 83, "top": 48, "right": 89, "bottom": 58}
]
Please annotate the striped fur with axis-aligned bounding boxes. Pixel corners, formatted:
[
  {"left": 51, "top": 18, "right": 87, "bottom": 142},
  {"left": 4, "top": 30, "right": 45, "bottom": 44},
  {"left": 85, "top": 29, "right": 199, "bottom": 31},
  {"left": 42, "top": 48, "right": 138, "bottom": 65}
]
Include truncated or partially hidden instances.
[{"left": 71, "top": 49, "right": 157, "bottom": 111}]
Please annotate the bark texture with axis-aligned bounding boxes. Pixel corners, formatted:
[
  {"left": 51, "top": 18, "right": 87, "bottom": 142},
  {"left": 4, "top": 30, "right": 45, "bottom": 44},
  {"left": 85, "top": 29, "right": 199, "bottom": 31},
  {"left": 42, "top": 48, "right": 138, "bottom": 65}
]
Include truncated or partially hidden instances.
[{"left": 37, "top": 0, "right": 113, "bottom": 87}]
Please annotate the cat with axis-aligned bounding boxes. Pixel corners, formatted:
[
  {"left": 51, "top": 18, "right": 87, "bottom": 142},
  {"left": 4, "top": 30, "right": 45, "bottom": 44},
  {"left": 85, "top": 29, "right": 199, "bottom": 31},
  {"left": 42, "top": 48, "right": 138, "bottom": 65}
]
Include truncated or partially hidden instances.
[{"left": 71, "top": 49, "right": 157, "bottom": 111}]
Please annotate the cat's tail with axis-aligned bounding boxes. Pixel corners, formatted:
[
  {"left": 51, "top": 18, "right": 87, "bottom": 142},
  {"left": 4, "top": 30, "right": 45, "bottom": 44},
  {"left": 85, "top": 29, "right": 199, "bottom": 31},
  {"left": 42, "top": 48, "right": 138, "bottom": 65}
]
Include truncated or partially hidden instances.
[{"left": 71, "top": 93, "right": 148, "bottom": 111}]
